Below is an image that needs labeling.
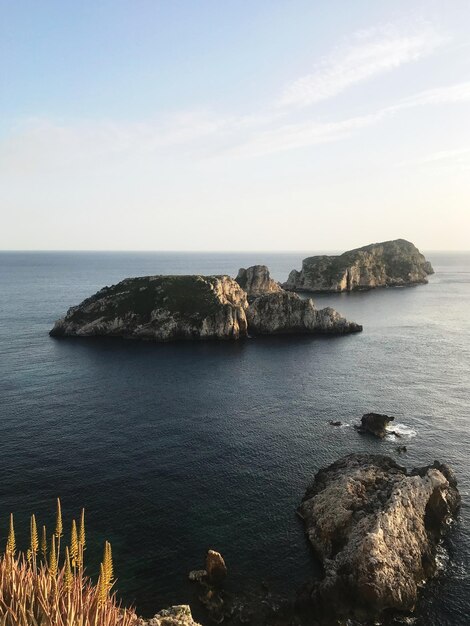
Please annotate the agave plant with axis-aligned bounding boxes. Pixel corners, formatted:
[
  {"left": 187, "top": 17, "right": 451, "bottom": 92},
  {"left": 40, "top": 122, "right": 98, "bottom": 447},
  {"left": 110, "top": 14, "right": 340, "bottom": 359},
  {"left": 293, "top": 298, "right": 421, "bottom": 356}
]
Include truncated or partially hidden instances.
[{"left": 0, "top": 502, "right": 138, "bottom": 626}]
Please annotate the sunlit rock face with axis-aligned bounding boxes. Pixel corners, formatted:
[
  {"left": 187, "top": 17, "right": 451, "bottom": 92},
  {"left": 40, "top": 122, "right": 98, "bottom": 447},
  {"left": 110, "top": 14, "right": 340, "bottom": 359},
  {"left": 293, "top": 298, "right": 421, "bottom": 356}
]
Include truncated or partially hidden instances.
[
  {"left": 50, "top": 271, "right": 363, "bottom": 341},
  {"left": 284, "top": 239, "right": 434, "bottom": 293},
  {"left": 246, "top": 291, "right": 362, "bottom": 335},
  {"left": 50, "top": 275, "right": 249, "bottom": 341},
  {"left": 138, "top": 605, "right": 201, "bottom": 626},
  {"left": 299, "top": 454, "right": 460, "bottom": 621},
  {"left": 235, "top": 265, "right": 283, "bottom": 299}
]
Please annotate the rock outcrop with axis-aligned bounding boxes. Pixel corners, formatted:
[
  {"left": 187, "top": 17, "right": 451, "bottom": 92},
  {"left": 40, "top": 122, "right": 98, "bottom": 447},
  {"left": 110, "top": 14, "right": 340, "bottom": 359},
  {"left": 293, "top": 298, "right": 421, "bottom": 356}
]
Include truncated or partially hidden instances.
[
  {"left": 50, "top": 275, "right": 249, "bottom": 341},
  {"left": 246, "top": 292, "right": 362, "bottom": 335},
  {"left": 138, "top": 606, "right": 201, "bottom": 626},
  {"left": 299, "top": 454, "right": 460, "bottom": 621},
  {"left": 356, "top": 412, "right": 394, "bottom": 438},
  {"left": 205, "top": 550, "right": 227, "bottom": 586},
  {"left": 50, "top": 273, "right": 362, "bottom": 341},
  {"left": 235, "top": 265, "right": 282, "bottom": 300},
  {"left": 284, "top": 239, "right": 434, "bottom": 293}
]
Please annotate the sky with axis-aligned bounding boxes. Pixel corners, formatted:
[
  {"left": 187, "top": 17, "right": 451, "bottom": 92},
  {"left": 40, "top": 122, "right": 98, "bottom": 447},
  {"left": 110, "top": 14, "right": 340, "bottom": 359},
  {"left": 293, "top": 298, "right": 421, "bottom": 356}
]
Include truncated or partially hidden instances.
[{"left": 1, "top": 0, "right": 470, "bottom": 251}]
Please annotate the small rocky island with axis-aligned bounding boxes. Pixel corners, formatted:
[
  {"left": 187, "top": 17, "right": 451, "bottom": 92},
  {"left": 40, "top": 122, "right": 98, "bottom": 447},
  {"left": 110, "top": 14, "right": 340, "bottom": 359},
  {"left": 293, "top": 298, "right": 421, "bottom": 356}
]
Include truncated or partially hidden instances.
[
  {"left": 50, "top": 267, "right": 361, "bottom": 341},
  {"left": 284, "top": 239, "right": 434, "bottom": 292},
  {"left": 299, "top": 453, "right": 460, "bottom": 622}
]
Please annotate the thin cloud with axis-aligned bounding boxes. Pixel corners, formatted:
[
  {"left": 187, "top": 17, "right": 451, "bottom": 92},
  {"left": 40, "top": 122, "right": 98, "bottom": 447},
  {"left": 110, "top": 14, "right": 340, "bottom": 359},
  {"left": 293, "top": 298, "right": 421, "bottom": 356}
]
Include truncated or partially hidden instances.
[
  {"left": 231, "top": 81, "right": 470, "bottom": 158},
  {"left": 279, "top": 24, "right": 446, "bottom": 108},
  {"left": 2, "top": 74, "right": 470, "bottom": 168},
  {"left": 395, "top": 81, "right": 470, "bottom": 108},
  {"left": 398, "top": 147, "right": 470, "bottom": 170}
]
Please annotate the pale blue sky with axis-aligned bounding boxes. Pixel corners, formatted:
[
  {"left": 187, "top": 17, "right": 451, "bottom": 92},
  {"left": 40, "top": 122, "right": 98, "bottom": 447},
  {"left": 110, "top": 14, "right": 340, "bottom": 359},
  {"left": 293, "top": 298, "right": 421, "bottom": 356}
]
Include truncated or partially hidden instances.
[{"left": 1, "top": 1, "right": 470, "bottom": 250}]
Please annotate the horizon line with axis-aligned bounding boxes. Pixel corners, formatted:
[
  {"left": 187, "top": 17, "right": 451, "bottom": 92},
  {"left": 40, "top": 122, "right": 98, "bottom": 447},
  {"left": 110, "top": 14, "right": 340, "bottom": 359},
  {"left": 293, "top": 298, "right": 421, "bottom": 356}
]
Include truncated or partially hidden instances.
[{"left": 0, "top": 248, "right": 470, "bottom": 254}]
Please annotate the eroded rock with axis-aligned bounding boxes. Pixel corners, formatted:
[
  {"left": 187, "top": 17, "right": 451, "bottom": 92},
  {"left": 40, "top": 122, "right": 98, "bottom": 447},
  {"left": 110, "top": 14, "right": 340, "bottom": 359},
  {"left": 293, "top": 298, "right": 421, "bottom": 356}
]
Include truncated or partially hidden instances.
[
  {"left": 356, "top": 412, "right": 394, "bottom": 438},
  {"left": 247, "top": 292, "right": 362, "bottom": 335},
  {"left": 284, "top": 239, "right": 434, "bottom": 293},
  {"left": 235, "top": 265, "right": 282, "bottom": 300},
  {"left": 138, "top": 605, "right": 201, "bottom": 626},
  {"left": 206, "top": 550, "right": 227, "bottom": 586},
  {"left": 50, "top": 275, "right": 249, "bottom": 341},
  {"left": 299, "top": 453, "right": 460, "bottom": 621}
]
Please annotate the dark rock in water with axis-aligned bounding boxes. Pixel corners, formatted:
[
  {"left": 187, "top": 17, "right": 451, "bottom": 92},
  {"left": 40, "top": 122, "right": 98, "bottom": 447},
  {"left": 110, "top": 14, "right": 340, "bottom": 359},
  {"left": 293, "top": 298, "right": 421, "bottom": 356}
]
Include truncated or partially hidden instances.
[
  {"left": 246, "top": 292, "right": 362, "bottom": 336},
  {"left": 206, "top": 550, "right": 227, "bottom": 586},
  {"left": 329, "top": 420, "right": 342, "bottom": 426},
  {"left": 356, "top": 412, "right": 394, "bottom": 438},
  {"left": 199, "top": 587, "right": 224, "bottom": 623},
  {"left": 188, "top": 569, "right": 207, "bottom": 583},
  {"left": 283, "top": 239, "right": 434, "bottom": 293},
  {"left": 396, "top": 445, "right": 407, "bottom": 454},
  {"left": 299, "top": 453, "right": 460, "bottom": 622},
  {"left": 235, "top": 265, "right": 283, "bottom": 300}
]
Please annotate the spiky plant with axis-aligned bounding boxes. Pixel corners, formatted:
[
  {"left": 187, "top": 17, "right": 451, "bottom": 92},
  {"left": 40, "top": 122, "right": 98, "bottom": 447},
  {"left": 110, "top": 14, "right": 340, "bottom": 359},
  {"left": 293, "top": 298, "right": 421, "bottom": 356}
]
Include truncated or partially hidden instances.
[
  {"left": 41, "top": 525, "right": 48, "bottom": 562},
  {"left": 30, "top": 514, "right": 39, "bottom": 569},
  {"left": 70, "top": 519, "right": 79, "bottom": 569},
  {"left": 49, "top": 535, "right": 58, "bottom": 578},
  {"left": 78, "top": 507, "right": 86, "bottom": 570},
  {"left": 64, "top": 546, "right": 73, "bottom": 592},
  {"left": 6, "top": 514, "right": 16, "bottom": 557},
  {"left": 0, "top": 504, "right": 137, "bottom": 626},
  {"left": 103, "top": 541, "right": 114, "bottom": 591},
  {"left": 55, "top": 498, "right": 63, "bottom": 560}
]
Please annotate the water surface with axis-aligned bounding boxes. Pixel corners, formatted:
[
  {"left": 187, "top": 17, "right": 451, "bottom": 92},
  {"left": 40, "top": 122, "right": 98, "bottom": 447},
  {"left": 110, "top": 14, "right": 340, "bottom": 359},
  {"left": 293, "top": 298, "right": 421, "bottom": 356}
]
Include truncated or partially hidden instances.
[{"left": 0, "top": 251, "right": 469, "bottom": 625}]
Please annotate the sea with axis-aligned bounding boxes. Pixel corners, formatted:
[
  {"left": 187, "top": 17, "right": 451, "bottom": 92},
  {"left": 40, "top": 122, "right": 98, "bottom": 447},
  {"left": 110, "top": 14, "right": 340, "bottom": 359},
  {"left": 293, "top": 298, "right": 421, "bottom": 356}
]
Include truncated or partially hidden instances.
[{"left": 0, "top": 251, "right": 469, "bottom": 625}]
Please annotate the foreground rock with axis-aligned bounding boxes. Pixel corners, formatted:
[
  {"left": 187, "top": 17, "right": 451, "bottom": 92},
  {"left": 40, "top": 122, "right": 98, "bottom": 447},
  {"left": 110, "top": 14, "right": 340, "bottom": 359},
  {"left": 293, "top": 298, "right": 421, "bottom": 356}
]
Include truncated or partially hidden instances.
[
  {"left": 299, "top": 454, "right": 460, "bottom": 621},
  {"left": 138, "top": 606, "right": 201, "bottom": 626},
  {"left": 247, "top": 292, "right": 362, "bottom": 335},
  {"left": 50, "top": 275, "right": 249, "bottom": 341},
  {"left": 50, "top": 273, "right": 362, "bottom": 341},
  {"left": 206, "top": 550, "right": 227, "bottom": 586},
  {"left": 356, "top": 412, "right": 395, "bottom": 438},
  {"left": 235, "top": 265, "right": 283, "bottom": 300},
  {"left": 284, "top": 239, "right": 434, "bottom": 292}
]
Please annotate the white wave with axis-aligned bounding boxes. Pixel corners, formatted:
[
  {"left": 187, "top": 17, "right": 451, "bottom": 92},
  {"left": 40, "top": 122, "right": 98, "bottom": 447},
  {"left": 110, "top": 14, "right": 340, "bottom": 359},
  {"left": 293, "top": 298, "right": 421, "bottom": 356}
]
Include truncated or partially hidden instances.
[{"left": 387, "top": 422, "right": 417, "bottom": 438}]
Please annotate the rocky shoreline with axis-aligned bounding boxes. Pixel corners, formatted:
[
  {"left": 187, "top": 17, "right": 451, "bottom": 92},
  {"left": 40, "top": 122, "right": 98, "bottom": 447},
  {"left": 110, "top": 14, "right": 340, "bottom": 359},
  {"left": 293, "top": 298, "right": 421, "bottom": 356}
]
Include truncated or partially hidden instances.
[
  {"left": 299, "top": 453, "right": 460, "bottom": 622},
  {"left": 49, "top": 266, "right": 362, "bottom": 341},
  {"left": 140, "top": 450, "right": 460, "bottom": 626}
]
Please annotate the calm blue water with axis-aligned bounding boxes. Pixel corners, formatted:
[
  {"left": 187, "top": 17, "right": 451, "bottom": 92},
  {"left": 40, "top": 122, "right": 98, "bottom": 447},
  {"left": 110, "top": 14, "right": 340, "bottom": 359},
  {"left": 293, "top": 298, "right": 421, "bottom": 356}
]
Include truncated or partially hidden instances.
[{"left": 0, "top": 251, "right": 469, "bottom": 625}]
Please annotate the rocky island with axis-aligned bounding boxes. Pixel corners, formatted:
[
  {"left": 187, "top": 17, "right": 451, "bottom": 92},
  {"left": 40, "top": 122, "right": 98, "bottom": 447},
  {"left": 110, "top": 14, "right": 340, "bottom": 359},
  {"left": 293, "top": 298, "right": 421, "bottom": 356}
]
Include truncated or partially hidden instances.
[
  {"left": 284, "top": 239, "right": 434, "bottom": 292},
  {"left": 50, "top": 275, "right": 249, "bottom": 341},
  {"left": 299, "top": 453, "right": 460, "bottom": 622},
  {"left": 50, "top": 268, "right": 362, "bottom": 341}
]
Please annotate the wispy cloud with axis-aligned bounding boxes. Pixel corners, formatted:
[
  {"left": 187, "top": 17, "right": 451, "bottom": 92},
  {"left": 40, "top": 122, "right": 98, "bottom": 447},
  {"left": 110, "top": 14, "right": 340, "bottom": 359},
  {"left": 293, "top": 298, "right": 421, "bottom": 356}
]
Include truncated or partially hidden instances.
[
  {"left": 398, "top": 147, "right": 470, "bottom": 170},
  {"left": 231, "top": 81, "right": 470, "bottom": 157},
  {"left": 279, "top": 23, "right": 446, "bottom": 108},
  {"left": 2, "top": 78, "right": 470, "bottom": 168},
  {"left": 395, "top": 81, "right": 470, "bottom": 108}
]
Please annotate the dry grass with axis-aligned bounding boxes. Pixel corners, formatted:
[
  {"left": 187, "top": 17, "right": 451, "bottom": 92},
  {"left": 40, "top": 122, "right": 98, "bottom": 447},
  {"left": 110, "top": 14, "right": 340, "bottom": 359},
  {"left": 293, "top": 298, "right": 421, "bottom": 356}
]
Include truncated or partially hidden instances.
[{"left": 0, "top": 501, "right": 138, "bottom": 626}]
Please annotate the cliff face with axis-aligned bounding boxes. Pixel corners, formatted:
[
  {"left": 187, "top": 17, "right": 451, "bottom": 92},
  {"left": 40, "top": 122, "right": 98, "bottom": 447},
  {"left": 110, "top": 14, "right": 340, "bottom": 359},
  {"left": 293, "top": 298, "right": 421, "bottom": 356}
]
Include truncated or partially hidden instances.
[
  {"left": 300, "top": 454, "right": 460, "bottom": 621},
  {"left": 50, "top": 275, "right": 249, "bottom": 341},
  {"left": 284, "top": 239, "right": 434, "bottom": 293},
  {"left": 247, "top": 292, "right": 362, "bottom": 335},
  {"left": 235, "top": 265, "right": 282, "bottom": 299},
  {"left": 50, "top": 272, "right": 362, "bottom": 342}
]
